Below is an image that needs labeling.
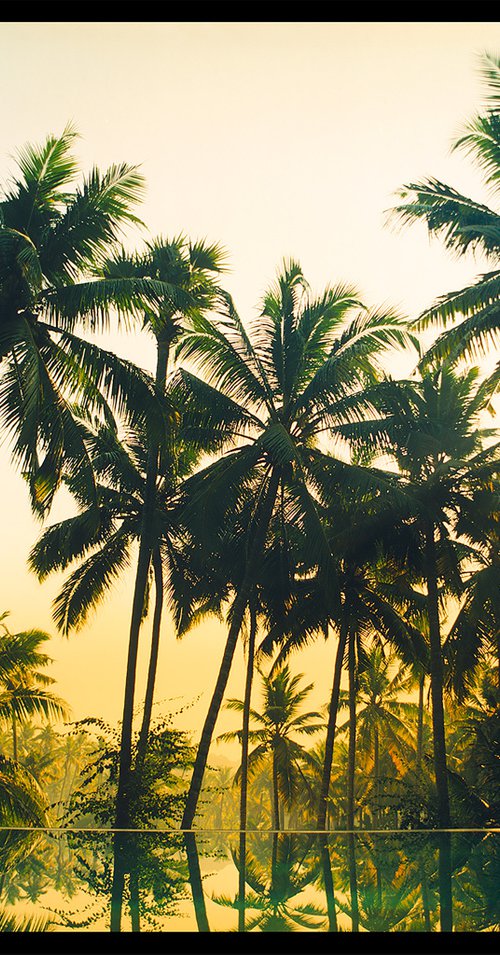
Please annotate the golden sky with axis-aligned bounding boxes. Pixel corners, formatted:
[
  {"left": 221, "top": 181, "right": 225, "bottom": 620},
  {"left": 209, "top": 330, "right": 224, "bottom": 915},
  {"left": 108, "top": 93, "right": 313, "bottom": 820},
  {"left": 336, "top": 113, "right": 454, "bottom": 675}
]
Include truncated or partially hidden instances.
[{"left": 0, "top": 21, "right": 499, "bottom": 749}]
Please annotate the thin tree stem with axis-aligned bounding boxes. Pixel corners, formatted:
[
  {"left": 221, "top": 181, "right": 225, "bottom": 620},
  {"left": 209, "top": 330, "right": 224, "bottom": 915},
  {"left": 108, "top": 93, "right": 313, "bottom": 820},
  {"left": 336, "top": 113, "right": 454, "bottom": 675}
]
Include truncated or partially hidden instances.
[
  {"left": 135, "top": 546, "right": 164, "bottom": 777},
  {"left": 238, "top": 602, "right": 257, "bottom": 932},
  {"left": 425, "top": 522, "right": 451, "bottom": 829},
  {"left": 114, "top": 339, "right": 169, "bottom": 832},
  {"left": 316, "top": 615, "right": 349, "bottom": 830},
  {"left": 347, "top": 627, "right": 357, "bottom": 832}
]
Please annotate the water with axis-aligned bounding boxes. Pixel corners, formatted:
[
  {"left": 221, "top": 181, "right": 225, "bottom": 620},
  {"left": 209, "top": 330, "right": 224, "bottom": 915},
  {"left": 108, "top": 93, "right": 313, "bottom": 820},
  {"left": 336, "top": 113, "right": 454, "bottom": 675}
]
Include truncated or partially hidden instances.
[{"left": 1, "top": 827, "right": 498, "bottom": 939}]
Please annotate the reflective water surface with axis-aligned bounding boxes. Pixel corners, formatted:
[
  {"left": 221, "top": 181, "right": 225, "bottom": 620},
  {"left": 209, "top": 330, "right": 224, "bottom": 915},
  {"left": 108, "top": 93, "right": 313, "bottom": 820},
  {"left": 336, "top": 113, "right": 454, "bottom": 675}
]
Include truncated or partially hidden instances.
[{"left": 1, "top": 827, "right": 499, "bottom": 938}]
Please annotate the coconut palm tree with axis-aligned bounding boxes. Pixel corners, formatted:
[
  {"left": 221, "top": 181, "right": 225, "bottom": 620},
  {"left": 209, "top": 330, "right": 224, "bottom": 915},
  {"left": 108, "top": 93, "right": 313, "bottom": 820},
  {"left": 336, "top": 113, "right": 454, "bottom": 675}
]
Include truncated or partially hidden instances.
[
  {"left": 0, "top": 756, "right": 48, "bottom": 827},
  {"left": 28, "top": 402, "right": 202, "bottom": 802},
  {"left": 391, "top": 51, "right": 500, "bottom": 372},
  {"left": 0, "top": 124, "right": 178, "bottom": 516},
  {"left": 219, "top": 664, "right": 323, "bottom": 831},
  {"left": 97, "top": 236, "right": 227, "bottom": 833},
  {"left": 213, "top": 830, "right": 325, "bottom": 932},
  {"left": 175, "top": 258, "right": 415, "bottom": 828},
  {"left": 258, "top": 502, "right": 427, "bottom": 832},
  {"left": 344, "top": 363, "right": 499, "bottom": 830},
  {"left": 0, "top": 614, "right": 69, "bottom": 763},
  {"left": 337, "top": 644, "right": 418, "bottom": 827}
]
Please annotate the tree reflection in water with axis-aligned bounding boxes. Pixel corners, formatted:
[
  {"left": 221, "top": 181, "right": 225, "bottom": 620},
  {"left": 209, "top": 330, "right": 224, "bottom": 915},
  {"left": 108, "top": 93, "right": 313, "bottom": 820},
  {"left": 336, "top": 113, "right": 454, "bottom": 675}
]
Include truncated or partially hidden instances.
[{"left": 0, "top": 827, "right": 498, "bottom": 933}]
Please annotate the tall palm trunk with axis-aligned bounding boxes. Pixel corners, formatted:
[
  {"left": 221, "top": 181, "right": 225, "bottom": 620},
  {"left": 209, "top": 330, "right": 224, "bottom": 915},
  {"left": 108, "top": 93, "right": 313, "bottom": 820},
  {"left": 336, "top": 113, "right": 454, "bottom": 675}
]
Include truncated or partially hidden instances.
[
  {"left": 316, "top": 616, "right": 349, "bottom": 830},
  {"left": 239, "top": 603, "right": 257, "bottom": 833},
  {"left": 347, "top": 628, "right": 357, "bottom": 831},
  {"left": 373, "top": 725, "right": 379, "bottom": 828},
  {"left": 417, "top": 670, "right": 425, "bottom": 770},
  {"left": 114, "top": 338, "right": 169, "bottom": 831},
  {"left": 238, "top": 602, "right": 257, "bottom": 932},
  {"left": 424, "top": 522, "right": 451, "bottom": 829},
  {"left": 181, "top": 470, "right": 280, "bottom": 829},
  {"left": 134, "top": 546, "right": 164, "bottom": 776},
  {"left": 271, "top": 741, "right": 280, "bottom": 831}
]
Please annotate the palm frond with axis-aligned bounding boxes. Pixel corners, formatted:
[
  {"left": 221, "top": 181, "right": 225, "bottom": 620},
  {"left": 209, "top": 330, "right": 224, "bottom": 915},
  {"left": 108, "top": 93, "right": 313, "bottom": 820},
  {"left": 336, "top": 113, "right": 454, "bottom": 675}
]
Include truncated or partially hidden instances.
[
  {"left": 390, "top": 178, "right": 500, "bottom": 257},
  {"left": 52, "top": 530, "right": 131, "bottom": 635},
  {"left": 0, "top": 755, "right": 47, "bottom": 826}
]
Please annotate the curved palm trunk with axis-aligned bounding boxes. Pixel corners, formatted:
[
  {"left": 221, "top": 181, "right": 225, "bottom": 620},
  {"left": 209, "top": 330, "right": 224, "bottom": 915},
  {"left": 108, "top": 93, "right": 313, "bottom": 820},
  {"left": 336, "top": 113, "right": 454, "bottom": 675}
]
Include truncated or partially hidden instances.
[
  {"left": 425, "top": 523, "right": 451, "bottom": 829},
  {"left": 134, "top": 546, "right": 164, "bottom": 776},
  {"left": 347, "top": 628, "right": 357, "bottom": 832},
  {"left": 114, "top": 338, "right": 169, "bottom": 832},
  {"left": 316, "top": 616, "right": 349, "bottom": 830},
  {"left": 238, "top": 602, "right": 257, "bottom": 932},
  {"left": 181, "top": 470, "right": 280, "bottom": 830}
]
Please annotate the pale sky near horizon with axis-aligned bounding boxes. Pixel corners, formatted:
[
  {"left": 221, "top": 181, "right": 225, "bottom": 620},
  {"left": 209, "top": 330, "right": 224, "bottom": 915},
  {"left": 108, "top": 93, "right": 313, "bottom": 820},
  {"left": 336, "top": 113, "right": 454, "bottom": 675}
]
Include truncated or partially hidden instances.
[{"left": 0, "top": 21, "right": 499, "bottom": 755}]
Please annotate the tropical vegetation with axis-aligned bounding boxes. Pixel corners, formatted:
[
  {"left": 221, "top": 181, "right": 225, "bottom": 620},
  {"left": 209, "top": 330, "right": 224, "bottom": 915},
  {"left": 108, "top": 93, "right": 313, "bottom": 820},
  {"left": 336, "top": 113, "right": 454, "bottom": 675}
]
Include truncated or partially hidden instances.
[{"left": 0, "top": 48, "right": 499, "bottom": 936}]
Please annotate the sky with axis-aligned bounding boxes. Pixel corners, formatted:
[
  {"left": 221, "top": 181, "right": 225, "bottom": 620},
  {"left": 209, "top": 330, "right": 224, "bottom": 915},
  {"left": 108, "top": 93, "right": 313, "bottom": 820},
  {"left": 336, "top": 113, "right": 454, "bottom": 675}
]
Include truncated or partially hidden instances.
[{"left": 0, "top": 21, "right": 499, "bottom": 755}]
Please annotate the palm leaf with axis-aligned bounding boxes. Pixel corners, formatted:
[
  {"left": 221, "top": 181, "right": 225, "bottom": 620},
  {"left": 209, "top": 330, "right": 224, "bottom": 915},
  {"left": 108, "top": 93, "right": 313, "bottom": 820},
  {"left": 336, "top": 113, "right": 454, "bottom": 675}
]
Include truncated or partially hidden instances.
[
  {"left": 52, "top": 529, "right": 131, "bottom": 634},
  {"left": 0, "top": 755, "right": 47, "bottom": 826}
]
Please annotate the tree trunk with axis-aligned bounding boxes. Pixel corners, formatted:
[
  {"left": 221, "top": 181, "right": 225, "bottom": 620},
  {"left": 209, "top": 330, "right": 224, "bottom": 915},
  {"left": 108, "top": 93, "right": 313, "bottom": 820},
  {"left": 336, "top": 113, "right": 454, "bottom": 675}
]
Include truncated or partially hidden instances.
[
  {"left": 129, "top": 859, "right": 140, "bottom": 933},
  {"left": 272, "top": 742, "right": 280, "bottom": 832},
  {"left": 110, "top": 831, "right": 127, "bottom": 933},
  {"left": 348, "top": 831, "right": 359, "bottom": 932},
  {"left": 184, "top": 832, "right": 210, "bottom": 932},
  {"left": 319, "top": 834, "right": 338, "bottom": 932},
  {"left": 438, "top": 830, "right": 453, "bottom": 932},
  {"left": 134, "top": 546, "right": 164, "bottom": 778},
  {"left": 425, "top": 522, "right": 451, "bottom": 829},
  {"left": 239, "top": 603, "right": 256, "bottom": 833},
  {"left": 347, "top": 627, "right": 357, "bottom": 832},
  {"left": 417, "top": 671, "right": 425, "bottom": 770},
  {"left": 114, "top": 339, "right": 170, "bottom": 832},
  {"left": 238, "top": 602, "right": 257, "bottom": 932},
  {"left": 181, "top": 469, "right": 280, "bottom": 830},
  {"left": 316, "top": 615, "right": 349, "bottom": 830}
]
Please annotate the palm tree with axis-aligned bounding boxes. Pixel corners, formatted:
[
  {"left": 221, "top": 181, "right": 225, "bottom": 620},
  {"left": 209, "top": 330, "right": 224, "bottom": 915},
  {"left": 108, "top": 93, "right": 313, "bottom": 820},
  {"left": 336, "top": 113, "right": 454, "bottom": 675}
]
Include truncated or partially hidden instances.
[
  {"left": 0, "top": 614, "right": 69, "bottom": 763},
  {"left": 259, "top": 510, "right": 427, "bottom": 832},
  {"left": 175, "top": 258, "right": 415, "bottom": 828},
  {"left": 0, "top": 124, "right": 176, "bottom": 516},
  {"left": 213, "top": 831, "right": 326, "bottom": 932},
  {"left": 99, "top": 237, "right": 227, "bottom": 832},
  {"left": 337, "top": 644, "right": 418, "bottom": 827},
  {"left": 219, "top": 664, "right": 323, "bottom": 831},
  {"left": 391, "top": 51, "right": 500, "bottom": 372},
  {"left": 0, "top": 756, "right": 48, "bottom": 827},
  {"left": 28, "top": 401, "right": 203, "bottom": 813},
  {"left": 347, "top": 363, "right": 499, "bottom": 830}
]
